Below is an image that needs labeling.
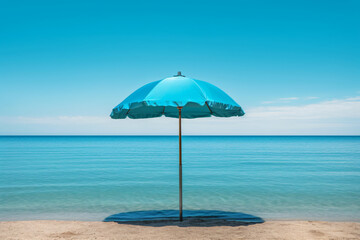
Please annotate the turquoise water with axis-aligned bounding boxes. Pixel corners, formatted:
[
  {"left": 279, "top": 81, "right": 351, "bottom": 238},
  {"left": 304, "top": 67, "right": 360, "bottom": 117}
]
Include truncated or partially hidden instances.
[{"left": 0, "top": 136, "right": 359, "bottom": 221}]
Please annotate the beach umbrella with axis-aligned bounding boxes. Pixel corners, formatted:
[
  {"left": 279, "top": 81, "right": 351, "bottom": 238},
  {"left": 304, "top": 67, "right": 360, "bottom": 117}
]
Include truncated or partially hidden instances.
[{"left": 110, "top": 72, "right": 244, "bottom": 221}]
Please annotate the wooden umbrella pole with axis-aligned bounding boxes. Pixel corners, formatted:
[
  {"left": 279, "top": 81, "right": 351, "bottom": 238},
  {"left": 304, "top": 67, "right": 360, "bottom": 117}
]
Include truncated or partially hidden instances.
[{"left": 178, "top": 107, "right": 183, "bottom": 221}]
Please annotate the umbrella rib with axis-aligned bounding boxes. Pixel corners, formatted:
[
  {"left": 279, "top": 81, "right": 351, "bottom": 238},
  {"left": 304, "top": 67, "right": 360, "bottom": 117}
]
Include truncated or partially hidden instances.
[
  {"left": 141, "top": 80, "right": 164, "bottom": 102},
  {"left": 191, "top": 79, "right": 208, "bottom": 99},
  {"left": 191, "top": 79, "right": 213, "bottom": 115},
  {"left": 162, "top": 106, "right": 165, "bottom": 115},
  {"left": 205, "top": 102, "right": 213, "bottom": 114}
]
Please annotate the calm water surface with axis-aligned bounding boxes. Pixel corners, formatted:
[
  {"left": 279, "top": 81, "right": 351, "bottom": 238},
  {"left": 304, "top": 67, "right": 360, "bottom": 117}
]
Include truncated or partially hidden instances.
[{"left": 0, "top": 136, "right": 359, "bottom": 221}]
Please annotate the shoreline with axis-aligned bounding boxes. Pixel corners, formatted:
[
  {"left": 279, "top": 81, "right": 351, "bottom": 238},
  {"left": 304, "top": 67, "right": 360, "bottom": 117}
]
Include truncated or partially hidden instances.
[{"left": 1, "top": 220, "right": 359, "bottom": 240}]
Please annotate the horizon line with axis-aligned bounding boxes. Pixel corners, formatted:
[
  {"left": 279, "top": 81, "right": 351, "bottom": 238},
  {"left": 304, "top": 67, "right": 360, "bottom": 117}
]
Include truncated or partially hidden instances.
[{"left": 1, "top": 135, "right": 359, "bottom": 137}]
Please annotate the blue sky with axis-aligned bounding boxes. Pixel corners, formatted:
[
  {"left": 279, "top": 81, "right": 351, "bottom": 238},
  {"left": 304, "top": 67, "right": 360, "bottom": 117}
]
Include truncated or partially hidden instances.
[{"left": 0, "top": 0, "right": 359, "bottom": 135}]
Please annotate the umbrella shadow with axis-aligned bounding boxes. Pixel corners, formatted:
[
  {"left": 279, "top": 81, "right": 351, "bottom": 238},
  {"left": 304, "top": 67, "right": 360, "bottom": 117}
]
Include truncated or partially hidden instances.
[{"left": 103, "top": 210, "right": 264, "bottom": 227}]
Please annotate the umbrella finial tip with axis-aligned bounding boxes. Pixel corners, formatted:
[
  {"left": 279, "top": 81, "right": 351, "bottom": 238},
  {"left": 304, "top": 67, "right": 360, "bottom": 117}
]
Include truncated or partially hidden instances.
[{"left": 175, "top": 71, "right": 185, "bottom": 77}]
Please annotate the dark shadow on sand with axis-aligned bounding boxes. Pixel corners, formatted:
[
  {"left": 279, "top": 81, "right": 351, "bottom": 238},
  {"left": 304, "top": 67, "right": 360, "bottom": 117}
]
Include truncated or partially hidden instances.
[{"left": 103, "top": 210, "right": 264, "bottom": 227}]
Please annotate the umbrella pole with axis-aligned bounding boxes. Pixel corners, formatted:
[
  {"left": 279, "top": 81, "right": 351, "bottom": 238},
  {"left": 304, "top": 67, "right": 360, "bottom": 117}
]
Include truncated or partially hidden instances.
[{"left": 178, "top": 107, "right": 183, "bottom": 221}]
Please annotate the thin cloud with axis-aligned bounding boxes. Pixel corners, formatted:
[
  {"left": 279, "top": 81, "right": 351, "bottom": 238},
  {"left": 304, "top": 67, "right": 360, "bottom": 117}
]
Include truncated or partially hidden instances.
[
  {"left": 261, "top": 101, "right": 275, "bottom": 104},
  {"left": 261, "top": 97, "right": 299, "bottom": 104},
  {"left": 279, "top": 97, "right": 299, "bottom": 101},
  {"left": 249, "top": 96, "right": 360, "bottom": 120},
  {"left": 346, "top": 96, "right": 360, "bottom": 101},
  {"left": 1, "top": 96, "right": 359, "bottom": 135},
  {"left": 261, "top": 96, "right": 319, "bottom": 105}
]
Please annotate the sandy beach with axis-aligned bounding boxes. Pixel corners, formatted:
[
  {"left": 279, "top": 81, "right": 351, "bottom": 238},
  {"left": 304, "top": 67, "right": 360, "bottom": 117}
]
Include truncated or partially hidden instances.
[{"left": 0, "top": 220, "right": 359, "bottom": 240}]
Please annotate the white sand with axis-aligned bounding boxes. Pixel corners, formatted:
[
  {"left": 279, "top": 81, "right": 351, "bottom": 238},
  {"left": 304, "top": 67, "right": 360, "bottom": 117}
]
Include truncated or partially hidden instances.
[{"left": 1, "top": 219, "right": 359, "bottom": 240}]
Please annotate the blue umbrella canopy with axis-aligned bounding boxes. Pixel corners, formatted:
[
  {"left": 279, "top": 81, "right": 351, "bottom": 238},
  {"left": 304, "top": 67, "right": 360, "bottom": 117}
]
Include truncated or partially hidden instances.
[
  {"left": 110, "top": 72, "right": 244, "bottom": 222},
  {"left": 110, "top": 72, "right": 244, "bottom": 119}
]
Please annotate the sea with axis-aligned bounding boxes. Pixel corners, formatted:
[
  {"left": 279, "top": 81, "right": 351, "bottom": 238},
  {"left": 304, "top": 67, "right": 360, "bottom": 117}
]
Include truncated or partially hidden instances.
[{"left": 0, "top": 136, "right": 359, "bottom": 222}]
